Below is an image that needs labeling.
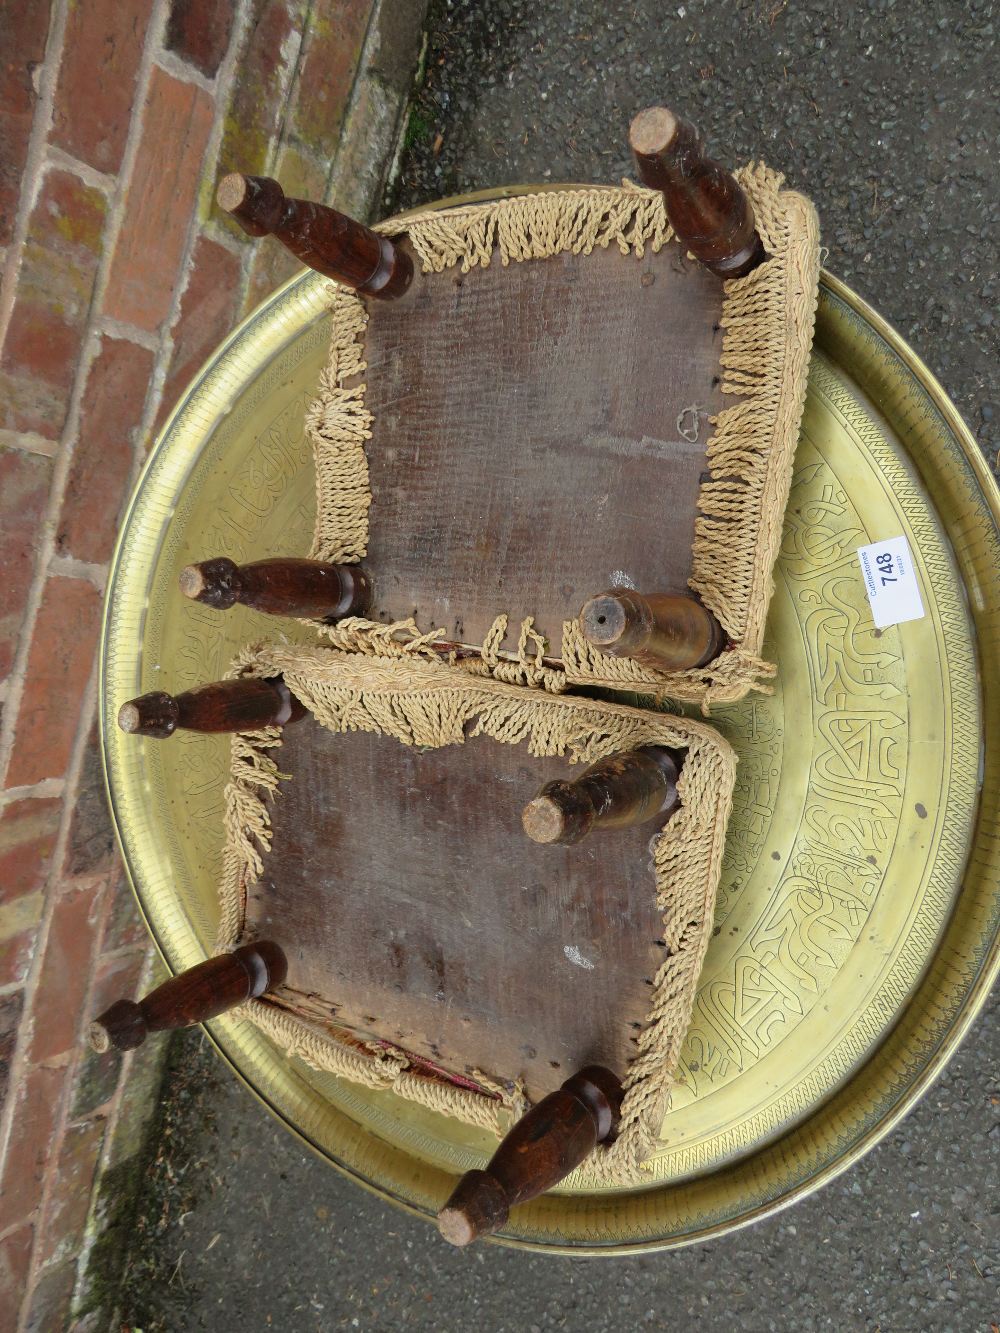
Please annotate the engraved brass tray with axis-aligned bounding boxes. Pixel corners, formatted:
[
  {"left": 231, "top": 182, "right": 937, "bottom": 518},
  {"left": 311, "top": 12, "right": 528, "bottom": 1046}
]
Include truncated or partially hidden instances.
[{"left": 101, "top": 188, "right": 1000, "bottom": 1253}]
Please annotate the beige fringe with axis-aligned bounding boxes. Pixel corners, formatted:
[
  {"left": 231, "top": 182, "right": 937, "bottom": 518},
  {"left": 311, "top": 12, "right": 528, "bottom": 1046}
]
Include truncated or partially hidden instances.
[
  {"left": 307, "top": 175, "right": 819, "bottom": 710},
  {"left": 309, "top": 182, "right": 816, "bottom": 714},
  {"left": 245, "top": 999, "right": 527, "bottom": 1135},
  {"left": 217, "top": 643, "right": 736, "bottom": 1184},
  {"left": 304, "top": 294, "right": 371, "bottom": 565}
]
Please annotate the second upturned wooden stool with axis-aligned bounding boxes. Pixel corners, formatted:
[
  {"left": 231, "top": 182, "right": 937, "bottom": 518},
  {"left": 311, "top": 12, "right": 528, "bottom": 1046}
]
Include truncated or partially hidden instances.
[{"left": 100, "top": 641, "right": 736, "bottom": 1241}]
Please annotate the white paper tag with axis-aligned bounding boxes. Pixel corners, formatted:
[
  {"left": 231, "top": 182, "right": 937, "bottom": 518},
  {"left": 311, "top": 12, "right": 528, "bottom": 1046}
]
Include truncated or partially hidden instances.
[{"left": 857, "top": 535, "right": 925, "bottom": 629}]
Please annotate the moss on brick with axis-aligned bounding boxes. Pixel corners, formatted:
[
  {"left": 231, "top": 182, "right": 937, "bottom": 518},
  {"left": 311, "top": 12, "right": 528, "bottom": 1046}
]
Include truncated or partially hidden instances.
[
  {"left": 209, "top": 0, "right": 310, "bottom": 234},
  {"left": 74, "top": 1031, "right": 175, "bottom": 1326}
]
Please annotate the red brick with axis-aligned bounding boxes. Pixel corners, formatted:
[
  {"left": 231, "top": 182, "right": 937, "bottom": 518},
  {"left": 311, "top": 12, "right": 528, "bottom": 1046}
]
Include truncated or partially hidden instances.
[
  {"left": 35, "top": 1116, "right": 105, "bottom": 1268},
  {"left": 0, "top": 446, "right": 51, "bottom": 680},
  {"left": 50, "top": 0, "right": 153, "bottom": 175},
  {"left": 26, "top": 875, "right": 104, "bottom": 1063},
  {"left": 0, "top": 991, "right": 24, "bottom": 1108},
  {"left": 0, "top": 366, "right": 73, "bottom": 442},
  {"left": 289, "top": 0, "right": 370, "bottom": 153},
  {"left": 0, "top": 798, "right": 62, "bottom": 905},
  {"left": 92, "top": 945, "right": 146, "bottom": 1010},
  {"left": 0, "top": 925, "right": 40, "bottom": 991},
  {"left": 21, "top": 170, "right": 108, "bottom": 265},
  {"left": 1, "top": 302, "right": 80, "bottom": 389},
  {"left": 5, "top": 576, "right": 101, "bottom": 787},
  {"left": 103, "top": 67, "right": 214, "bottom": 332},
  {"left": 65, "top": 726, "right": 117, "bottom": 878},
  {"left": 158, "top": 235, "right": 242, "bottom": 426},
  {"left": 216, "top": 0, "right": 308, "bottom": 239},
  {"left": 22, "top": 1256, "right": 75, "bottom": 1333},
  {"left": 0, "top": 0, "right": 52, "bottom": 245},
  {"left": 166, "top": 0, "right": 236, "bottom": 78},
  {"left": 0, "top": 170, "right": 109, "bottom": 437},
  {"left": 71, "top": 947, "right": 146, "bottom": 1118},
  {"left": 0, "top": 1223, "right": 33, "bottom": 1333},
  {"left": 275, "top": 141, "right": 328, "bottom": 202},
  {"left": 0, "top": 1062, "right": 65, "bottom": 1233},
  {"left": 0, "top": 845, "right": 47, "bottom": 991},
  {"left": 100, "top": 872, "right": 146, "bottom": 956},
  {"left": 57, "top": 336, "right": 153, "bottom": 564}
]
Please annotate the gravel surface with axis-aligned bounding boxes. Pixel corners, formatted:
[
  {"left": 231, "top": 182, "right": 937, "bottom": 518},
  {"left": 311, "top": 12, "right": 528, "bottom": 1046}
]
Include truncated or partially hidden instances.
[
  {"left": 117, "top": 2, "right": 999, "bottom": 1329},
  {"left": 119, "top": 1007, "right": 998, "bottom": 1333}
]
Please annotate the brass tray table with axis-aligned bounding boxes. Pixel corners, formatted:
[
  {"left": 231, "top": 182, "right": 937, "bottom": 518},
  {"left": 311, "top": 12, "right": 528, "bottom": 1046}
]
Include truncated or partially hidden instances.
[{"left": 101, "top": 190, "right": 1000, "bottom": 1253}]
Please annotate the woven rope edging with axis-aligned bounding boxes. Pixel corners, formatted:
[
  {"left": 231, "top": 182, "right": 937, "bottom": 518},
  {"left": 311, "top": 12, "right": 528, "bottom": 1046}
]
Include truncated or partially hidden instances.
[
  {"left": 215, "top": 642, "right": 735, "bottom": 1185},
  {"left": 307, "top": 176, "right": 819, "bottom": 712}
]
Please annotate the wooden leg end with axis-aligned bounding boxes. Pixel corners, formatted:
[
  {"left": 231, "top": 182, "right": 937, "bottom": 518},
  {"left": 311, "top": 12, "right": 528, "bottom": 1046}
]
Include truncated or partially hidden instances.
[
  {"left": 437, "top": 1170, "right": 509, "bottom": 1246},
  {"left": 436, "top": 1066, "right": 624, "bottom": 1247},
  {"left": 90, "top": 999, "right": 147, "bottom": 1052}
]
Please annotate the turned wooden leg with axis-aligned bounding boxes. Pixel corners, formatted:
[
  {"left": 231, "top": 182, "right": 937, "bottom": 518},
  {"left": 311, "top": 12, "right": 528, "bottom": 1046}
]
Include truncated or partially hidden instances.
[
  {"left": 437, "top": 1065, "right": 623, "bottom": 1246},
  {"left": 117, "top": 677, "right": 306, "bottom": 738},
  {"left": 179, "top": 556, "right": 372, "bottom": 621},
  {"left": 522, "top": 745, "right": 681, "bottom": 846},
  {"left": 579, "top": 588, "right": 725, "bottom": 673},
  {"left": 629, "top": 106, "right": 766, "bottom": 279},
  {"left": 216, "top": 172, "right": 413, "bottom": 299},
  {"left": 90, "top": 942, "right": 287, "bottom": 1052}
]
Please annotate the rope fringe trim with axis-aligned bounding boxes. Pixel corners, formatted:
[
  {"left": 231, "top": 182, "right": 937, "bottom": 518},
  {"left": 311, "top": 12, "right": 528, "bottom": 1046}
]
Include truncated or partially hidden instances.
[
  {"left": 305, "top": 295, "right": 371, "bottom": 566},
  {"left": 312, "top": 614, "right": 777, "bottom": 716},
  {"left": 217, "top": 642, "right": 736, "bottom": 1184},
  {"left": 308, "top": 175, "right": 819, "bottom": 709}
]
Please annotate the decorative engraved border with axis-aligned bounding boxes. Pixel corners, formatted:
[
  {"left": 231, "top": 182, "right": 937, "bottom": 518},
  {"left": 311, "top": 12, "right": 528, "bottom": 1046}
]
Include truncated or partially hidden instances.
[
  {"left": 653, "top": 352, "right": 979, "bottom": 1178},
  {"left": 101, "top": 238, "right": 1000, "bottom": 1251}
]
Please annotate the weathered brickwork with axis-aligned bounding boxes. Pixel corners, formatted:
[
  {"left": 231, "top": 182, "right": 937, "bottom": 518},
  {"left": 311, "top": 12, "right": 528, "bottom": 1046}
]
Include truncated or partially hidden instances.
[{"left": 0, "top": 0, "right": 424, "bottom": 1324}]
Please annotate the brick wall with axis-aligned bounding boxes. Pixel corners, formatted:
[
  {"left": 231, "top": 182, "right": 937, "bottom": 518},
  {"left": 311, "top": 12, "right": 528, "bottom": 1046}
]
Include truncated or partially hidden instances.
[{"left": 0, "top": 1, "right": 425, "bottom": 1326}]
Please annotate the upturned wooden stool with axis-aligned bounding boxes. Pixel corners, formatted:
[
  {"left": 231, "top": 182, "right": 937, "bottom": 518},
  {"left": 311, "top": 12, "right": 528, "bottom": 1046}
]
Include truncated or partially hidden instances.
[
  {"left": 181, "top": 106, "right": 819, "bottom": 709},
  {"left": 100, "top": 643, "right": 735, "bottom": 1243}
]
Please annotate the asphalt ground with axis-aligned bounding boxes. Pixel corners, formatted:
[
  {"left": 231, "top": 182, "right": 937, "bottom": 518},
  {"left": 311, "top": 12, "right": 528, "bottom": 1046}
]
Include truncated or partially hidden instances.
[{"left": 117, "top": 2, "right": 999, "bottom": 1329}]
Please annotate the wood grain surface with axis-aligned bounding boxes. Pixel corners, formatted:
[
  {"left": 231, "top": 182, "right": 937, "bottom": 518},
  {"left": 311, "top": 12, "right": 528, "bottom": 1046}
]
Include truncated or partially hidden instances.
[
  {"left": 361, "top": 238, "right": 726, "bottom": 655},
  {"left": 250, "top": 716, "right": 673, "bottom": 1103}
]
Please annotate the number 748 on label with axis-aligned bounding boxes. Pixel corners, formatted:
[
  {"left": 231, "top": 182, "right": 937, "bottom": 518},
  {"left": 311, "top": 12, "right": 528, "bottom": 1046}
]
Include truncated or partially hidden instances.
[
  {"left": 857, "top": 535, "right": 925, "bottom": 629},
  {"left": 875, "top": 550, "right": 898, "bottom": 584}
]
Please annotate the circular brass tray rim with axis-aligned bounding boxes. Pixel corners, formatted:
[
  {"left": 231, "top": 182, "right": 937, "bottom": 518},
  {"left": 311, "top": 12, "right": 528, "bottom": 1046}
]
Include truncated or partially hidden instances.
[
  {"left": 818, "top": 270, "right": 999, "bottom": 505},
  {"left": 100, "top": 186, "right": 1000, "bottom": 1255}
]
